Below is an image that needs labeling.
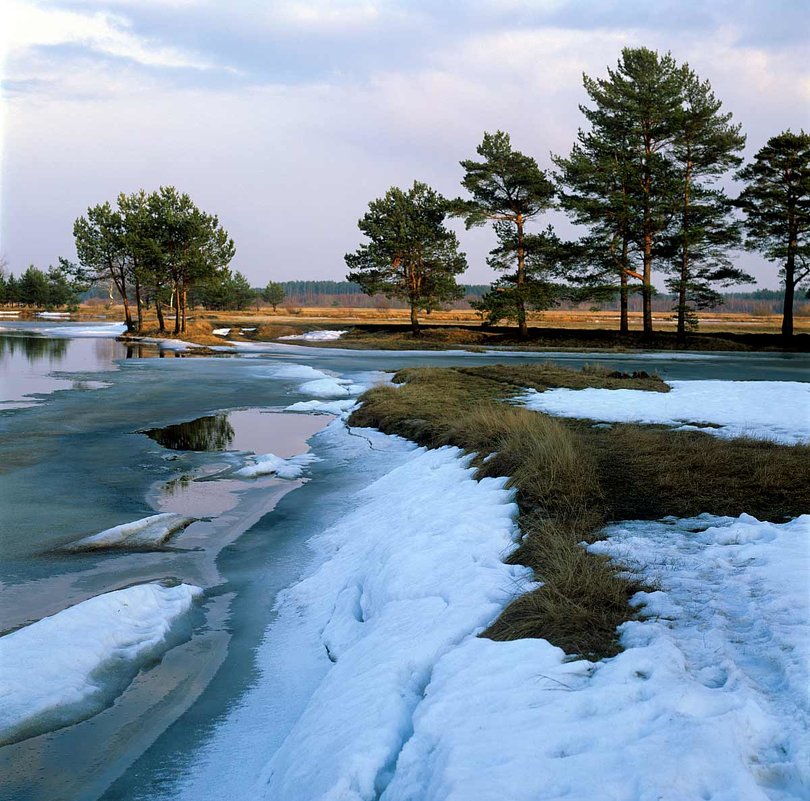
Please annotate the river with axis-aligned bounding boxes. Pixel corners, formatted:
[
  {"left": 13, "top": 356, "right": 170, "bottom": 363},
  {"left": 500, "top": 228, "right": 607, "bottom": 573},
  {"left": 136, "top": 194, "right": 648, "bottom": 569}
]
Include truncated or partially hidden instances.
[{"left": 0, "top": 321, "right": 807, "bottom": 801}]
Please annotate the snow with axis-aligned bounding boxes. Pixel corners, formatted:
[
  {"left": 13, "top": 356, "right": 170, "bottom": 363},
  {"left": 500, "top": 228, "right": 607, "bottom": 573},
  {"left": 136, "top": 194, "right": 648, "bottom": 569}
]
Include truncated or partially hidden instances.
[
  {"left": 259, "top": 446, "right": 529, "bottom": 799},
  {"left": 0, "top": 582, "right": 203, "bottom": 746},
  {"left": 297, "top": 377, "right": 354, "bottom": 397},
  {"left": 374, "top": 515, "right": 810, "bottom": 801},
  {"left": 35, "top": 312, "right": 72, "bottom": 318},
  {"left": 285, "top": 399, "right": 358, "bottom": 415},
  {"left": 64, "top": 513, "right": 196, "bottom": 550},
  {"left": 278, "top": 330, "right": 347, "bottom": 341},
  {"left": 521, "top": 380, "right": 810, "bottom": 444},
  {"left": 212, "top": 328, "right": 231, "bottom": 336},
  {"left": 235, "top": 452, "right": 320, "bottom": 479},
  {"left": 10, "top": 322, "right": 127, "bottom": 338}
]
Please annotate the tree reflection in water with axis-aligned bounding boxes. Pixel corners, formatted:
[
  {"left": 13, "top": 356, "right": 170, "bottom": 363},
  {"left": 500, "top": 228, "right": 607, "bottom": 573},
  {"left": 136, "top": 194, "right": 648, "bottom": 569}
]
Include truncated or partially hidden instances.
[
  {"left": 0, "top": 336, "right": 69, "bottom": 362},
  {"left": 144, "top": 414, "right": 235, "bottom": 451}
]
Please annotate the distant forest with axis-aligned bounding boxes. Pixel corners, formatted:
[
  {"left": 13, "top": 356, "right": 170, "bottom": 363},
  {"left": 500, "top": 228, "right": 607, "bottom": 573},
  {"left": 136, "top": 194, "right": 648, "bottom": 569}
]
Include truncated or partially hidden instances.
[{"left": 263, "top": 281, "right": 808, "bottom": 316}]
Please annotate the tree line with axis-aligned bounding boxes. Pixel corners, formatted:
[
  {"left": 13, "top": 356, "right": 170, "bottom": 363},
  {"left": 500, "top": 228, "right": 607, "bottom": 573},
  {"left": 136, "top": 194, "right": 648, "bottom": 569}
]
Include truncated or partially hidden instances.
[
  {"left": 0, "top": 263, "right": 85, "bottom": 309},
  {"left": 346, "top": 47, "right": 810, "bottom": 338},
  {"left": 60, "top": 187, "right": 236, "bottom": 334}
]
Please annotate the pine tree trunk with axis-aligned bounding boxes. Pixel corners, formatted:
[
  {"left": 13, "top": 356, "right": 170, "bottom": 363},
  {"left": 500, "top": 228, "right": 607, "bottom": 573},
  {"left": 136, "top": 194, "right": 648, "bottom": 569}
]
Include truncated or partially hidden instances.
[
  {"left": 782, "top": 223, "right": 797, "bottom": 338},
  {"left": 134, "top": 274, "right": 143, "bottom": 333},
  {"left": 619, "top": 237, "right": 629, "bottom": 334},
  {"left": 642, "top": 234, "right": 653, "bottom": 337},
  {"left": 156, "top": 299, "right": 166, "bottom": 334},
  {"left": 173, "top": 285, "right": 181, "bottom": 335},
  {"left": 410, "top": 303, "right": 420, "bottom": 335},
  {"left": 782, "top": 275, "right": 795, "bottom": 338},
  {"left": 181, "top": 286, "right": 187, "bottom": 333},
  {"left": 516, "top": 215, "right": 528, "bottom": 338},
  {"left": 676, "top": 161, "right": 693, "bottom": 344}
]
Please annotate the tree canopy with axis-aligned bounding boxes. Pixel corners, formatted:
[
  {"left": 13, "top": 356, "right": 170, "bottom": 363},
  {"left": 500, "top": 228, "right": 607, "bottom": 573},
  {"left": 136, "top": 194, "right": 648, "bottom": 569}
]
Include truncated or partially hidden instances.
[
  {"left": 69, "top": 188, "right": 234, "bottom": 334},
  {"left": 346, "top": 181, "right": 467, "bottom": 333}
]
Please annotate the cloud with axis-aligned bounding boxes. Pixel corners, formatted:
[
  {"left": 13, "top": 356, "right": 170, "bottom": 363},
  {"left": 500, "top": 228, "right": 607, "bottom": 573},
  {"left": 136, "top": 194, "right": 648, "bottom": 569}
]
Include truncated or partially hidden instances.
[{"left": 1, "top": 1, "right": 807, "bottom": 288}]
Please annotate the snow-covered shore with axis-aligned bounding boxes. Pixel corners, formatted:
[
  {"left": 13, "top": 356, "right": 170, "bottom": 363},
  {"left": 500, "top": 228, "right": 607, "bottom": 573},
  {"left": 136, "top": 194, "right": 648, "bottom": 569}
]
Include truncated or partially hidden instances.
[
  {"left": 522, "top": 379, "right": 810, "bottom": 444},
  {"left": 0, "top": 582, "right": 202, "bottom": 746}
]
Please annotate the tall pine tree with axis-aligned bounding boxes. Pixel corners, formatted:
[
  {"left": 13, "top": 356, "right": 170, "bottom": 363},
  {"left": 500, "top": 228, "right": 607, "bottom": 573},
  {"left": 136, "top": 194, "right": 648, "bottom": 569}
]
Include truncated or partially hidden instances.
[
  {"left": 736, "top": 131, "right": 810, "bottom": 337},
  {"left": 665, "top": 66, "right": 749, "bottom": 339},
  {"left": 451, "top": 131, "right": 556, "bottom": 337}
]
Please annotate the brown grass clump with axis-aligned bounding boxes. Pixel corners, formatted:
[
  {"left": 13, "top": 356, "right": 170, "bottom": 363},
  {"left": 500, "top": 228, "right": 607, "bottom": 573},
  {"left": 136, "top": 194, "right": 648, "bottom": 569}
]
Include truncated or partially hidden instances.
[
  {"left": 457, "top": 362, "right": 669, "bottom": 393},
  {"left": 580, "top": 424, "right": 810, "bottom": 521},
  {"left": 350, "top": 363, "right": 808, "bottom": 659}
]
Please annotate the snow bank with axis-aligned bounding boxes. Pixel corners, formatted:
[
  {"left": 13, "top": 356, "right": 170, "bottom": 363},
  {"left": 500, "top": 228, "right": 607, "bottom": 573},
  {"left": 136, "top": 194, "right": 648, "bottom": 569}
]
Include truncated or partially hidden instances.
[
  {"left": 212, "top": 328, "right": 231, "bottom": 337},
  {"left": 12, "top": 322, "right": 127, "bottom": 338},
  {"left": 278, "top": 330, "right": 347, "bottom": 341},
  {"left": 260, "top": 446, "right": 528, "bottom": 799},
  {"left": 521, "top": 380, "right": 810, "bottom": 444},
  {"left": 64, "top": 513, "right": 196, "bottom": 551},
  {"left": 35, "top": 311, "right": 72, "bottom": 318},
  {"left": 235, "top": 452, "right": 320, "bottom": 479},
  {"left": 377, "top": 513, "right": 809, "bottom": 801},
  {"left": 262, "top": 362, "right": 377, "bottom": 399},
  {"left": 0, "top": 582, "right": 203, "bottom": 745},
  {"left": 297, "top": 377, "right": 354, "bottom": 397},
  {"left": 285, "top": 399, "right": 358, "bottom": 415}
]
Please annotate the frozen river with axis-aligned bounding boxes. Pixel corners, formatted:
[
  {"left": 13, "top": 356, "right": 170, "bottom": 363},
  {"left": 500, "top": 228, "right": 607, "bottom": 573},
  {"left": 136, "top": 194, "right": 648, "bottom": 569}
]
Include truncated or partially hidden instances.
[{"left": 0, "top": 322, "right": 807, "bottom": 801}]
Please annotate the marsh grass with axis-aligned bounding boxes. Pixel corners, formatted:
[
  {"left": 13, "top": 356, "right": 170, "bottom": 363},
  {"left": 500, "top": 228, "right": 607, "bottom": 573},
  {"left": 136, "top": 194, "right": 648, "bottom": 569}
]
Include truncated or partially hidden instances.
[{"left": 350, "top": 363, "right": 809, "bottom": 659}]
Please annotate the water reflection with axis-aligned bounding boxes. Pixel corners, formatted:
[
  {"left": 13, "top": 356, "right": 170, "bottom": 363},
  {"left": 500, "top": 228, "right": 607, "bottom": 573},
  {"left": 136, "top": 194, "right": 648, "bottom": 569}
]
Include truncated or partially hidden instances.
[
  {"left": 144, "top": 415, "right": 236, "bottom": 451},
  {"left": 0, "top": 335, "right": 68, "bottom": 362}
]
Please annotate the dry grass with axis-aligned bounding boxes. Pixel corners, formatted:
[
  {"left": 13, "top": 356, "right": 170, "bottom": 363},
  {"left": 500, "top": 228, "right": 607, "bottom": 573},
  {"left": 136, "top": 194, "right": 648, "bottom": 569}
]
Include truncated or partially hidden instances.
[{"left": 350, "top": 363, "right": 809, "bottom": 658}]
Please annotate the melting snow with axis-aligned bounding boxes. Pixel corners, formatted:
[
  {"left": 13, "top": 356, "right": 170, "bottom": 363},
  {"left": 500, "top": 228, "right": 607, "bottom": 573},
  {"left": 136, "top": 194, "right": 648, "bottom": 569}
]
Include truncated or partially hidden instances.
[
  {"left": 0, "top": 582, "right": 202, "bottom": 746},
  {"left": 259, "top": 446, "right": 528, "bottom": 799},
  {"left": 278, "top": 330, "right": 347, "bottom": 341},
  {"left": 235, "top": 452, "right": 320, "bottom": 479},
  {"left": 64, "top": 513, "right": 196, "bottom": 551},
  {"left": 521, "top": 380, "right": 810, "bottom": 444},
  {"left": 212, "top": 328, "right": 231, "bottom": 337}
]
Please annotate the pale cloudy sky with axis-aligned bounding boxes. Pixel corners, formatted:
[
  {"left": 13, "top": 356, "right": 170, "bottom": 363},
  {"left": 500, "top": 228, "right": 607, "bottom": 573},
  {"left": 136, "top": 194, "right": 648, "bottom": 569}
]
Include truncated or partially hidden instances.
[{"left": 1, "top": 0, "right": 808, "bottom": 287}]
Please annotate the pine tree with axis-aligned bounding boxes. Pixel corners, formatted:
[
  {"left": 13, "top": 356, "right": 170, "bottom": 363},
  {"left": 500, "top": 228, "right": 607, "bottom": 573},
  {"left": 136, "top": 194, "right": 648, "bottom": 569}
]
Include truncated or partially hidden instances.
[
  {"left": 473, "top": 225, "right": 569, "bottom": 325},
  {"left": 346, "top": 181, "right": 467, "bottom": 334},
  {"left": 736, "top": 131, "right": 810, "bottom": 337},
  {"left": 554, "top": 120, "right": 640, "bottom": 333},
  {"left": 452, "top": 131, "right": 556, "bottom": 337},
  {"left": 665, "top": 66, "right": 749, "bottom": 338},
  {"left": 262, "top": 281, "right": 285, "bottom": 311},
  {"left": 577, "top": 48, "right": 685, "bottom": 336}
]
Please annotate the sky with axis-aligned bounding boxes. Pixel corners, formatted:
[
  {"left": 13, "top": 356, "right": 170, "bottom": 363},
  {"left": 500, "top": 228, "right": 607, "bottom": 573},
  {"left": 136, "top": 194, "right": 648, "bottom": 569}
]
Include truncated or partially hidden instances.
[{"left": 1, "top": 0, "right": 808, "bottom": 289}]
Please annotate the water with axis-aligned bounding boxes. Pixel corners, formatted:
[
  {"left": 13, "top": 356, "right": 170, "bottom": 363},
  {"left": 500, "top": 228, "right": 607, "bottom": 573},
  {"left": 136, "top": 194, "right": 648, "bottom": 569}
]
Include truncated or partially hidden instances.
[{"left": 0, "top": 322, "right": 807, "bottom": 801}]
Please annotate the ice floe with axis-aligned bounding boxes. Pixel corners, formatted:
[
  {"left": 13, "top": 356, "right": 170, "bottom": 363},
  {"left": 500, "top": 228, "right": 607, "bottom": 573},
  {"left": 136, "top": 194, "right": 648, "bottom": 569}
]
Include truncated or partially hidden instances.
[
  {"left": 235, "top": 452, "right": 320, "bottom": 479},
  {"left": 521, "top": 379, "right": 810, "bottom": 444},
  {"left": 0, "top": 582, "right": 202, "bottom": 745},
  {"left": 278, "top": 330, "right": 347, "bottom": 341},
  {"left": 64, "top": 513, "right": 196, "bottom": 551}
]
